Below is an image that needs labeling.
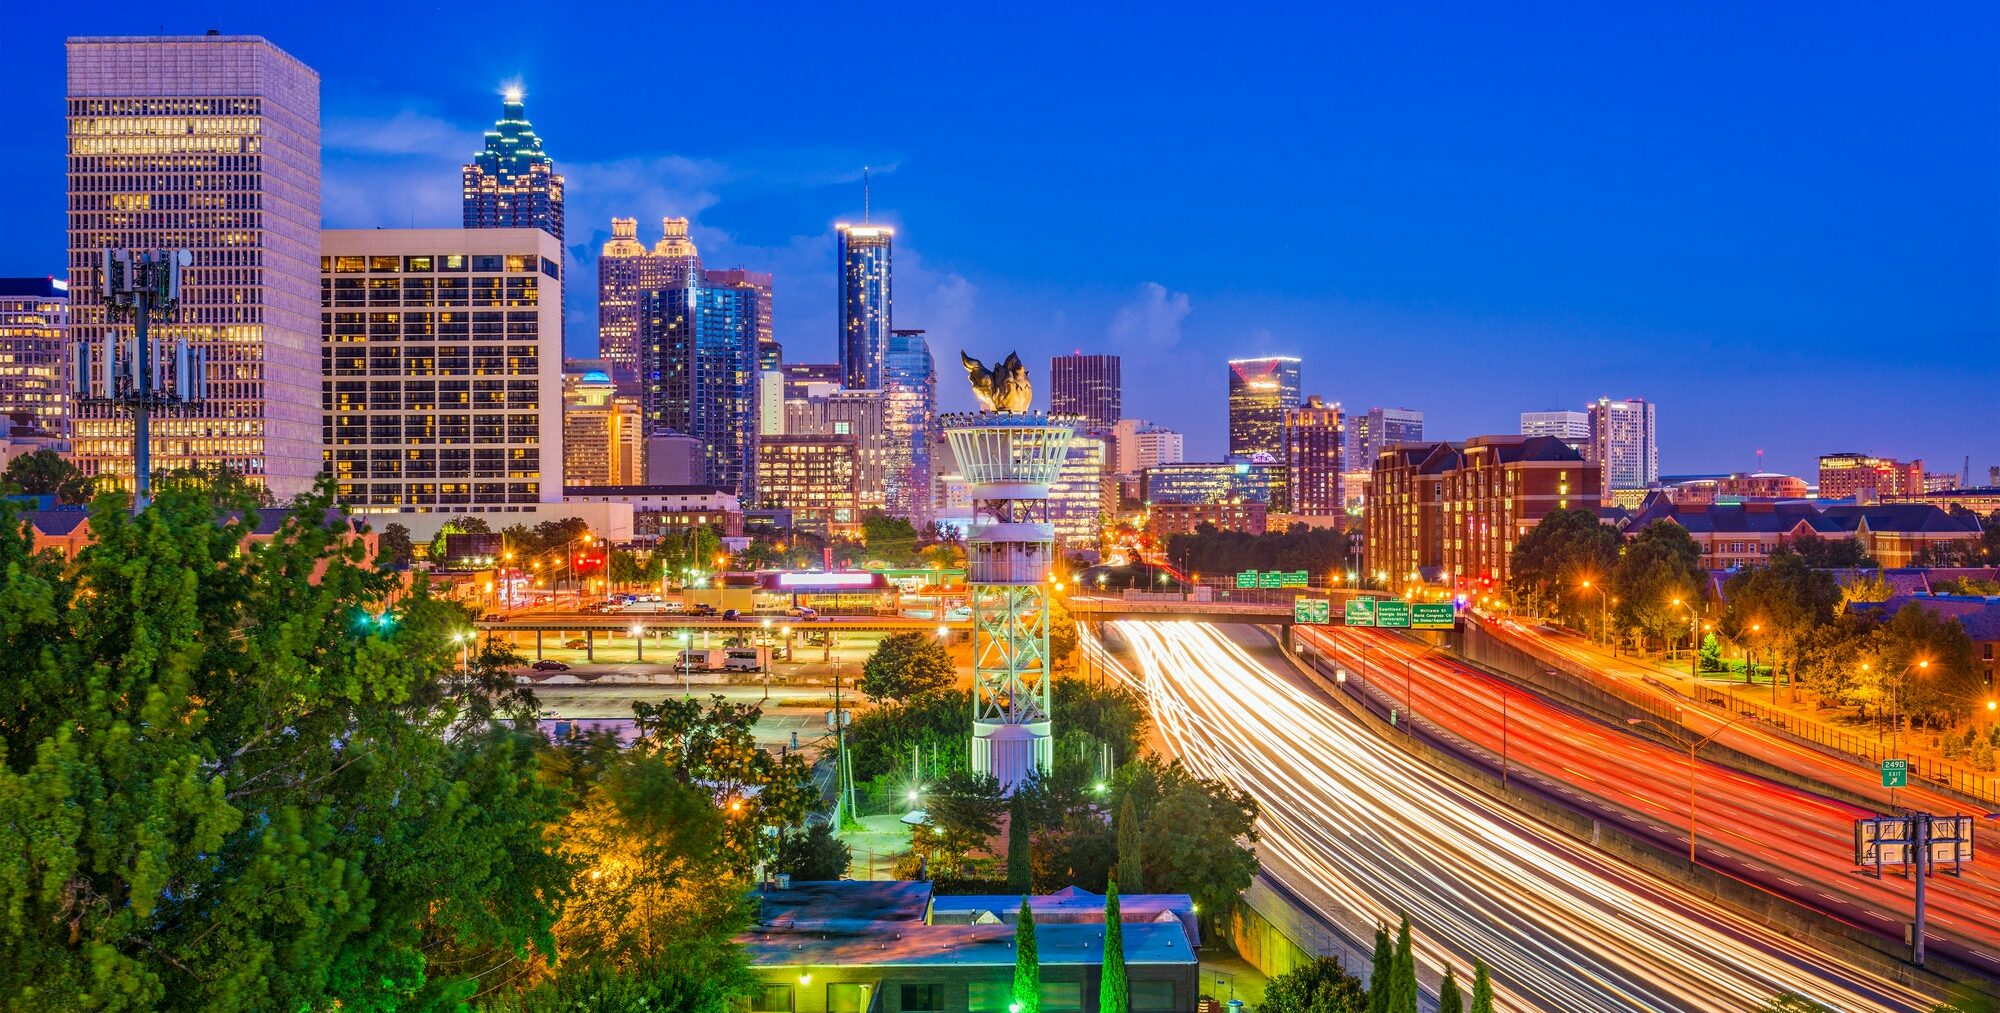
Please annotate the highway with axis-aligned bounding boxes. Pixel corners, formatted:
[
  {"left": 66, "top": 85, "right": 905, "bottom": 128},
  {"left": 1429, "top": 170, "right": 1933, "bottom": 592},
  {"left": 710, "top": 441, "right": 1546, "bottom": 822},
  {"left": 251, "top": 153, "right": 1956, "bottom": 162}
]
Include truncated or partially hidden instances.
[{"left": 1098, "top": 619, "right": 1943, "bottom": 1012}]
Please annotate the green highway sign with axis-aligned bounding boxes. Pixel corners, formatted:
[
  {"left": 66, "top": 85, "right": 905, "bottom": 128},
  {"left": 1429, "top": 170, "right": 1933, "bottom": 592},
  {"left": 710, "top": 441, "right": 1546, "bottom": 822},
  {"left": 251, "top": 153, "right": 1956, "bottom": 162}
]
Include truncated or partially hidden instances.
[
  {"left": 1294, "top": 598, "right": 1331, "bottom": 624},
  {"left": 1881, "top": 759, "right": 1908, "bottom": 788},
  {"left": 1237, "top": 569, "right": 1311, "bottom": 589},
  {"left": 1411, "top": 603, "right": 1456, "bottom": 629},
  {"left": 1236, "top": 570, "right": 1259, "bottom": 589},
  {"left": 1279, "top": 570, "right": 1309, "bottom": 588},
  {"left": 1344, "top": 598, "right": 1376, "bottom": 626},
  {"left": 1259, "top": 571, "right": 1283, "bottom": 588},
  {"left": 1376, "top": 600, "right": 1412, "bottom": 628}
]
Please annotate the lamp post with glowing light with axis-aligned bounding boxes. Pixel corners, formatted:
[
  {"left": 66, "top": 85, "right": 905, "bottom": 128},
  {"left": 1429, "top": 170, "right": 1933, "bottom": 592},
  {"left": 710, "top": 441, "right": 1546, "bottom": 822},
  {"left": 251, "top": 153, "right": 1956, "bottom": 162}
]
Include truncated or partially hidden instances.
[
  {"left": 1579, "top": 579, "right": 1609, "bottom": 648},
  {"left": 1670, "top": 597, "right": 1699, "bottom": 678},
  {"left": 1628, "top": 711, "right": 1758, "bottom": 864}
]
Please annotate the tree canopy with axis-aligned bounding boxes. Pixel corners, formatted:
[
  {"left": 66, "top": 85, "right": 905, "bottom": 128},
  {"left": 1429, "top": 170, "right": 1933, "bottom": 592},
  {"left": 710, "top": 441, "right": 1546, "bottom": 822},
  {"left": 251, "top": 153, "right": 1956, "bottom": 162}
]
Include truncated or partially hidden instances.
[
  {"left": 0, "top": 448, "right": 93, "bottom": 503},
  {"left": 1614, "top": 520, "right": 1709, "bottom": 648},
  {"left": 1164, "top": 523, "right": 1354, "bottom": 580},
  {"left": 1507, "top": 507, "right": 1621, "bottom": 620},
  {"left": 859, "top": 630, "right": 957, "bottom": 702}
]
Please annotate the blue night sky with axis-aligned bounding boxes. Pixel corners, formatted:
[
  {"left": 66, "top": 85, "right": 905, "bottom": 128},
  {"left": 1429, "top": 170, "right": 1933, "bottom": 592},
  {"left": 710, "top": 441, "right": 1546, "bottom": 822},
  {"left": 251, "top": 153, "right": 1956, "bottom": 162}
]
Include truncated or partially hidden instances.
[{"left": 2, "top": 3, "right": 1995, "bottom": 477}]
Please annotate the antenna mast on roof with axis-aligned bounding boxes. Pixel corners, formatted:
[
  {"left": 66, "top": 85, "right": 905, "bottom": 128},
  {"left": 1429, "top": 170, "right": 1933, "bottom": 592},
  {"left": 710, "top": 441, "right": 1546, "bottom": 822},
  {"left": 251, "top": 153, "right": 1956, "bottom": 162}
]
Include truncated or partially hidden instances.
[{"left": 863, "top": 166, "right": 870, "bottom": 224}]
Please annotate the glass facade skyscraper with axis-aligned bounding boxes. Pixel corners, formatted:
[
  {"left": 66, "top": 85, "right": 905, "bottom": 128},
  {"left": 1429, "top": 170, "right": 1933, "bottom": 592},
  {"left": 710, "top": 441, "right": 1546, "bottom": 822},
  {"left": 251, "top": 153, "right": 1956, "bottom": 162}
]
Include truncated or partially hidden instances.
[
  {"left": 598, "top": 217, "right": 700, "bottom": 392},
  {"left": 462, "top": 91, "right": 565, "bottom": 242},
  {"left": 1050, "top": 353, "right": 1121, "bottom": 428},
  {"left": 640, "top": 283, "right": 759, "bottom": 499},
  {"left": 836, "top": 224, "right": 892, "bottom": 389},
  {"left": 1226, "top": 356, "right": 1301, "bottom": 458},
  {"left": 67, "top": 35, "right": 325, "bottom": 498},
  {"left": 883, "top": 328, "right": 937, "bottom": 522}
]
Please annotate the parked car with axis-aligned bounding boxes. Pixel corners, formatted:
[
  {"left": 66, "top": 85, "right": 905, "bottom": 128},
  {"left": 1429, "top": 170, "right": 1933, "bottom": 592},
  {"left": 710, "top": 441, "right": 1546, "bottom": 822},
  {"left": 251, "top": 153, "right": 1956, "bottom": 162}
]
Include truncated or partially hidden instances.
[
  {"left": 563, "top": 638, "right": 587, "bottom": 650},
  {"left": 530, "top": 659, "right": 571, "bottom": 672},
  {"left": 661, "top": 599, "right": 687, "bottom": 612},
  {"left": 722, "top": 608, "right": 741, "bottom": 620},
  {"left": 787, "top": 606, "right": 819, "bottom": 620},
  {"left": 691, "top": 603, "right": 718, "bottom": 616}
]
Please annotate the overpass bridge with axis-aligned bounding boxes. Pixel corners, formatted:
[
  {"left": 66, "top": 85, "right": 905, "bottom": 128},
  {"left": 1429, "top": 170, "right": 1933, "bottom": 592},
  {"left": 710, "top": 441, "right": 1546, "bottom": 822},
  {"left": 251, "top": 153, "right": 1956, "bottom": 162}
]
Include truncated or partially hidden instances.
[
  {"left": 1065, "top": 595, "right": 1297, "bottom": 627},
  {"left": 476, "top": 611, "right": 972, "bottom": 662}
]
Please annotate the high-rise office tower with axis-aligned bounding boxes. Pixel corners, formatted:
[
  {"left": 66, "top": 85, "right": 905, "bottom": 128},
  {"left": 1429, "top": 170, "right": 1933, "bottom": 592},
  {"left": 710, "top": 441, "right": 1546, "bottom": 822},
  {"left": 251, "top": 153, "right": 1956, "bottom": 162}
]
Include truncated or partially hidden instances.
[
  {"left": 1587, "top": 397, "right": 1658, "bottom": 502},
  {"left": 322, "top": 229, "right": 564, "bottom": 512},
  {"left": 0, "top": 278, "right": 71, "bottom": 437},
  {"left": 1111, "top": 418, "right": 1183, "bottom": 474},
  {"left": 756, "top": 434, "right": 860, "bottom": 538},
  {"left": 783, "top": 363, "right": 842, "bottom": 399},
  {"left": 1521, "top": 409, "right": 1591, "bottom": 452},
  {"left": 1050, "top": 352, "right": 1121, "bottom": 428},
  {"left": 1227, "top": 356, "right": 1301, "bottom": 458},
  {"left": 1285, "top": 395, "right": 1344, "bottom": 516},
  {"left": 785, "top": 389, "right": 889, "bottom": 514},
  {"left": 562, "top": 366, "right": 643, "bottom": 487},
  {"left": 1048, "top": 432, "right": 1107, "bottom": 549},
  {"left": 836, "top": 224, "right": 892, "bottom": 389},
  {"left": 1347, "top": 406, "right": 1426, "bottom": 466},
  {"left": 639, "top": 283, "right": 759, "bottom": 499},
  {"left": 598, "top": 217, "right": 702, "bottom": 392},
  {"left": 462, "top": 89, "right": 564, "bottom": 242},
  {"left": 705, "top": 268, "right": 773, "bottom": 348},
  {"left": 68, "top": 35, "right": 324, "bottom": 498},
  {"left": 884, "top": 328, "right": 937, "bottom": 521}
]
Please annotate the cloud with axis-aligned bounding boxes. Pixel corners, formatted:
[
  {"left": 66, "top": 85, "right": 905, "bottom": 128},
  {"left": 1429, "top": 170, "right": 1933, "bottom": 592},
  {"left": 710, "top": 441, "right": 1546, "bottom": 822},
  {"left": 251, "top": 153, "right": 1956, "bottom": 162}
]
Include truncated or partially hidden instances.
[
  {"left": 1108, "top": 281, "right": 1191, "bottom": 350},
  {"left": 325, "top": 109, "right": 476, "bottom": 157}
]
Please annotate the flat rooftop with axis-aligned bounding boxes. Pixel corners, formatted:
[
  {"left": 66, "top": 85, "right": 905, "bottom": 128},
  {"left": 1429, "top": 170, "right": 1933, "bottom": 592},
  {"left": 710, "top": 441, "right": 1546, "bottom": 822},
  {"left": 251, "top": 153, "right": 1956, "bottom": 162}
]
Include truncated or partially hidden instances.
[{"left": 744, "top": 918, "right": 1195, "bottom": 969}]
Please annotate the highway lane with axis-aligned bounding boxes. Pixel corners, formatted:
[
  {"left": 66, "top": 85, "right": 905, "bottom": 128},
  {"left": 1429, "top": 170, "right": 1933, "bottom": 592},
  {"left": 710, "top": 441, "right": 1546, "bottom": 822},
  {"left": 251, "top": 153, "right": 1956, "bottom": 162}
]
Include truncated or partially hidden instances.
[
  {"left": 1098, "top": 619, "right": 1940, "bottom": 1012},
  {"left": 1301, "top": 625, "right": 2000, "bottom": 981}
]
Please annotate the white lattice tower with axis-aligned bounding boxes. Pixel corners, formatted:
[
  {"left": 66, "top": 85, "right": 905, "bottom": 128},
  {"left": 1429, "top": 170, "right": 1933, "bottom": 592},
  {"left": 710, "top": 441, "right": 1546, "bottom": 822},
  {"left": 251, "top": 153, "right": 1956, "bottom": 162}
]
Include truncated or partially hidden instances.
[{"left": 942, "top": 411, "right": 1075, "bottom": 793}]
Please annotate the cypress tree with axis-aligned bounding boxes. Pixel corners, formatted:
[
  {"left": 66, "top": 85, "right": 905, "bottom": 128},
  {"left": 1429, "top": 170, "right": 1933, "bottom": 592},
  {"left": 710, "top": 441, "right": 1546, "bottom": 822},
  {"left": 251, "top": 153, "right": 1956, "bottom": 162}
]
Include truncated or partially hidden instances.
[
  {"left": 1391, "top": 913, "right": 1418, "bottom": 1013},
  {"left": 1470, "top": 959, "right": 1495, "bottom": 1013},
  {"left": 1007, "top": 788, "right": 1033, "bottom": 892},
  {"left": 1115, "top": 795, "right": 1144, "bottom": 892},
  {"left": 1367, "top": 924, "right": 1393, "bottom": 1013},
  {"left": 1438, "top": 963, "right": 1465, "bottom": 1013},
  {"left": 1100, "top": 877, "right": 1128, "bottom": 1013},
  {"left": 1014, "top": 898, "right": 1042, "bottom": 1013}
]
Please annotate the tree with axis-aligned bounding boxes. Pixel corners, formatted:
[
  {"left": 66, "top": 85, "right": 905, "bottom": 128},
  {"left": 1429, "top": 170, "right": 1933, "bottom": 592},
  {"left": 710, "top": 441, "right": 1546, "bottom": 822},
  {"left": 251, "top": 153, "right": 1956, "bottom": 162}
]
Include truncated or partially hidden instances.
[
  {"left": 1507, "top": 508, "right": 1621, "bottom": 621},
  {"left": 1367, "top": 925, "right": 1393, "bottom": 1013},
  {"left": 378, "top": 521, "right": 416, "bottom": 568},
  {"left": 628, "top": 695, "right": 815, "bottom": 872},
  {"left": 1390, "top": 914, "right": 1418, "bottom": 1013},
  {"left": 859, "top": 630, "right": 956, "bottom": 701},
  {"left": 1115, "top": 795, "right": 1145, "bottom": 892},
  {"left": 1722, "top": 550, "right": 1840, "bottom": 691},
  {"left": 1470, "top": 960, "right": 1495, "bottom": 1013},
  {"left": 1438, "top": 965, "right": 1465, "bottom": 1013},
  {"left": 0, "top": 448, "right": 92, "bottom": 503},
  {"left": 1875, "top": 602, "right": 1984, "bottom": 728},
  {"left": 776, "top": 821, "right": 852, "bottom": 881},
  {"left": 427, "top": 515, "right": 491, "bottom": 562},
  {"left": 1615, "top": 520, "right": 1708, "bottom": 652},
  {"left": 1013, "top": 898, "right": 1042, "bottom": 1013},
  {"left": 1100, "top": 877, "right": 1129, "bottom": 1013},
  {"left": 1117, "top": 757, "right": 1259, "bottom": 920},
  {"left": 1008, "top": 788, "right": 1034, "bottom": 892},
  {"left": 0, "top": 478, "right": 567, "bottom": 1010},
  {"left": 914, "top": 770, "right": 1007, "bottom": 879},
  {"left": 1785, "top": 531, "right": 1875, "bottom": 568},
  {"left": 1261, "top": 956, "right": 1368, "bottom": 1013},
  {"left": 1165, "top": 523, "right": 1353, "bottom": 579},
  {"left": 1048, "top": 596, "right": 1081, "bottom": 673},
  {"left": 862, "top": 511, "right": 922, "bottom": 565},
  {"left": 1837, "top": 571, "right": 1895, "bottom": 614}
]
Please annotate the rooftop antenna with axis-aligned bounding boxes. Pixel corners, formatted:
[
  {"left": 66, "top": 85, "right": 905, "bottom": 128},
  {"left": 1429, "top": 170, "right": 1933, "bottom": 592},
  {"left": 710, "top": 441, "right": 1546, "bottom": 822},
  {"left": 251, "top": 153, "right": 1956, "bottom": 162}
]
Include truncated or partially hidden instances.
[{"left": 863, "top": 166, "right": 871, "bottom": 224}]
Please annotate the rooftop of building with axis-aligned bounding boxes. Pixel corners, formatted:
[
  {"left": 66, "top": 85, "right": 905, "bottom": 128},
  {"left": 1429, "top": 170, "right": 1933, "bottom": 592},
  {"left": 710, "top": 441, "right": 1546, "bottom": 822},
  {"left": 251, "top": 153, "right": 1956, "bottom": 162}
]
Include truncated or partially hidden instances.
[
  {"left": 0, "top": 278, "right": 68, "bottom": 299},
  {"left": 560, "top": 485, "right": 737, "bottom": 499},
  {"left": 1626, "top": 494, "right": 1980, "bottom": 537},
  {"left": 1850, "top": 594, "right": 2000, "bottom": 641}
]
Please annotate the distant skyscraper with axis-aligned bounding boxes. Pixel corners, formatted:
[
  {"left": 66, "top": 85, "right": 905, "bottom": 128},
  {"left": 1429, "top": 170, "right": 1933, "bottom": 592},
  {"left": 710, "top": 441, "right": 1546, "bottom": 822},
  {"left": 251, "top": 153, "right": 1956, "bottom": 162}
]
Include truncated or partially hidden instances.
[
  {"left": 323, "top": 229, "right": 565, "bottom": 512},
  {"left": 757, "top": 435, "right": 860, "bottom": 538},
  {"left": 1285, "top": 395, "right": 1345, "bottom": 516},
  {"left": 598, "top": 217, "right": 701, "bottom": 392},
  {"left": 68, "top": 34, "right": 324, "bottom": 498},
  {"left": 0, "top": 278, "right": 70, "bottom": 436},
  {"left": 1048, "top": 432, "right": 1108, "bottom": 549},
  {"left": 563, "top": 366, "right": 643, "bottom": 487},
  {"left": 705, "top": 268, "right": 773, "bottom": 348},
  {"left": 836, "top": 224, "right": 893, "bottom": 389},
  {"left": 884, "top": 328, "right": 937, "bottom": 521},
  {"left": 640, "top": 283, "right": 760, "bottom": 499},
  {"left": 1227, "top": 357, "right": 1301, "bottom": 458},
  {"left": 1111, "top": 419, "right": 1183, "bottom": 474},
  {"left": 1521, "top": 409, "right": 1591, "bottom": 451},
  {"left": 462, "top": 90, "right": 564, "bottom": 242},
  {"left": 785, "top": 389, "right": 889, "bottom": 514},
  {"left": 1347, "top": 407, "right": 1426, "bottom": 467},
  {"left": 1050, "top": 353, "right": 1121, "bottom": 428},
  {"left": 1587, "top": 397, "right": 1658, "bottom": 501}
]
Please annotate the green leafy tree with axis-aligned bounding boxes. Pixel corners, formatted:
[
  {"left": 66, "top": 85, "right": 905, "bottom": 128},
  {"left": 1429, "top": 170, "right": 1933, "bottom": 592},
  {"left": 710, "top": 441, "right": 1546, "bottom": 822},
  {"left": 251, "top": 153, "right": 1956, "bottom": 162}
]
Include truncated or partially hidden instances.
[
  {"left": 914, "top": 770, "right": 1006, "bottom": 879},
  {"left": 1013, "top": 898, "right": 1042, "bottom": 1013},
  {"left": 846, "top": 689, "right": 974, "bottom": 783},
  {"left": 1614, "top": 520, "right": 1708, "bottom": 652},
  {"left": 427, "top": 515, "right": 492, "bottom": 562},
  {"left": 1721, "top": 550, "right": 1840, "bottom": 689},
  {"left": 628, "top": 695, "right": 815, "bottom": 872},
  {"left": 776, "top": 821, "right": 852, "bottom": 881},
  {"left": 1261, "top": 956, "right": 1368, "bottom": 1013},
  {"left": 1, "top": 448, "right": 93, "bottom": 503},
  {"left": 1875, "top": 602, "right": 1984, "bottom": 727},
  {"left": 1100, "top": 877, "right": 1128, "bottom": 1012},
  {"left": 1048, "top": 596, "right": 1081, "bottom": 673},
  {"left": 1470, "top": 959, "right": 1495, "bottom": 1013},
  {"left": 1698, "top": 632, "right": 1723, "bottom": 672},
  {"left": 1115, "top": 794, "right": 1145, "bottom": 892},
  {"left": 609, "top": 547, "right": 646, "bottom": 587},
  {"left": 485, "top": 959, "right": 746, "bottom": 1013},
  {"left": 1837, "top": 571, "right": 1895, "bottom": 614},
  {"left": 862, "top": 511, "right": 922, "bottom": 565},
  {"left": 1367, "top": 925, "right": 1393, "bottom": 1013},
  {"left": 1053, "top": 677, "right": 1149, "bottom": 782},
  {"left": 0, "top": 478, "right": 567, "bottom": 1011},
  {"left": 1438, "top": 965, "right": 1465, "bottom": 1013},
  {"left": 1117, "top": 757, "right": 1259, "bottom": 919},
  {"left": 737, "top": 539, "right": 783, "bottom": 570},
  {"left": 1507, "top": 507, "right": 1621, "bottom": 621},
  {"left": 1164, "top": 523, "right": 1354, "bottom": 581},
  {"left": 859, "top": 630, "right": 957, "bottom": 701},
  {"left": 378, "top": 521, "right": 416, "bottom": 568},
  {"left": 1390, "top": 914, "right": 1418, "bottom": 1013},
  {"left": 1794, "top": 617, "right": 1876, "bottom": 707},
  {"left": 1008, "top": 788, "right": 1034, "bottom": 892},
  {"left": 1785, "top": 531, "right": 1876, "bottom": 568}
]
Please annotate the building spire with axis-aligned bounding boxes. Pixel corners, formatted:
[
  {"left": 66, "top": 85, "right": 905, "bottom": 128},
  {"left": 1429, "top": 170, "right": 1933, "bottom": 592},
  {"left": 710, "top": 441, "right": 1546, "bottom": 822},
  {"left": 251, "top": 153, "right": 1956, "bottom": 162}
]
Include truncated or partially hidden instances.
[{"left": 863, "top": 166, "right": 871, "bottom": 224}]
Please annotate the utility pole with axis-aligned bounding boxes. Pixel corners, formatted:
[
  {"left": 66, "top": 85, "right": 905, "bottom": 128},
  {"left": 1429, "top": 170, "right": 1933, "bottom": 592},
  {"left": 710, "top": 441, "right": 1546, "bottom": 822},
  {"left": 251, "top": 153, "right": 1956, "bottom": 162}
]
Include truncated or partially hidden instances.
[
  {"left": 1913, "top": 813, "right": 1930, "bottom": 966},
  {"left": 76, "top": 249, "right": 206, "bottom": 512}
]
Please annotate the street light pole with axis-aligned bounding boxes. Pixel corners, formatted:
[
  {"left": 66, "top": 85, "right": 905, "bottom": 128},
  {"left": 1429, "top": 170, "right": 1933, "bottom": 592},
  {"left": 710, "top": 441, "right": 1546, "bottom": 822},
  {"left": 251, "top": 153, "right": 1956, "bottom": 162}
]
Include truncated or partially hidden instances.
[{"left": 1628, "top": 712, "right": 1756, "bottom": 865}]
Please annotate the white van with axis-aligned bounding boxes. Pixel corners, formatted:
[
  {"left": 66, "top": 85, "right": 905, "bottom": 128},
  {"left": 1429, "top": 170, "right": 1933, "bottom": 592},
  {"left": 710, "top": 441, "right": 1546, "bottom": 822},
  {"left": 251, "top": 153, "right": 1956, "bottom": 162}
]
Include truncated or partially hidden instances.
[
  {"left": 724, "top": 647, "right": 767, "bottom": 672},
  {"left": 661, "top": 599, "right": 686, "bottom": 613}
]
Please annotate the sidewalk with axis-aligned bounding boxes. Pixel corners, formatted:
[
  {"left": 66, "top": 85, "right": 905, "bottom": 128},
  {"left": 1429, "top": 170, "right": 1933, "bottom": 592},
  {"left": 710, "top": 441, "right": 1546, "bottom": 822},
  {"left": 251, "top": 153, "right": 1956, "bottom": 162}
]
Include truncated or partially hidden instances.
[{"left": 840, "top": 813, "right": 913, "bottom": 880}]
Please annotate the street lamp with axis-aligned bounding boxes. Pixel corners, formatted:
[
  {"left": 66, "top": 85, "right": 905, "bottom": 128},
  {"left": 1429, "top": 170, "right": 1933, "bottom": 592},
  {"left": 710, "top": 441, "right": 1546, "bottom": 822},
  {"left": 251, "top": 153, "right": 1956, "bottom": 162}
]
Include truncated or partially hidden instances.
[
  {"left": 761, "top": 618, "right": 774, "bottom": 700},
  {"left": 631, "top": 624, "right": 644, "bottom": 663},
  {"left": 1670, "top": 597, "right": 1699, "bottom": 679},
  {"left": 679, "top": 630, "right": 693, "bottom": 697},
  {"left": 1579, "top": 579, "right": 1609, "bottom": 648},
  {"left": 1627, "top": 711, "right": 1758, "bottom": 864}
]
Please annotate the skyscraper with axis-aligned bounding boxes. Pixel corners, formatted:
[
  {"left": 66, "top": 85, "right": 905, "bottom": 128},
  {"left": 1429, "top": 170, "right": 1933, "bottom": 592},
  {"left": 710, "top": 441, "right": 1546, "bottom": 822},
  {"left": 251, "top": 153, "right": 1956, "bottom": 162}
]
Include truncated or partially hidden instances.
[
  {"left": 1520, "top": 409, "right": 1591, "bottom": 452},
  {"left": 562, "top": 366, "right": 644, "bottom": 488},
  {"left": 1285, "top": 395, "right": 1345, "bottom": 517},
  {"left": 836, "top": 224, "right": 892, "bottom": 389},
  {"left": 1227, "top": 357, "right": 1301, "bottom": 458},
  {"left": 322, "top": 229, "right": 564, "bottom": 512},
  {"left": 1587, "top": 397, "right": 1658, "bottom": 503},
  {"left": 1050, "top": 352, "right": 1121, "bottom": 428},
  {"left": 640, "top": 283, "right": 759, "bottom": 499},
  {"left": 1111, "top": 418, "right": 1183, "bottom": 474},
  {"left": 598, "top": 217, "right": 701, "bottom": 392},
  {"left": 785, "top": 389, "right": 888, "bottom": 514},
  {"left": 705, "top": 267, "right": 773, "bottom": 349},
  {"left": 884, "top": 328, "right": 937, "bottom": 521},
  {"left": 1344, "top": 407, "right": 1424, "bottom": 508},
  {"left": 67, "top": 35, "right": 324, "bottom": 498},
  {"left": 1048, "top": 432, "right": 1107, "bottom": 549},
  {"left": 462, "top": 89, "right": 564, "bottom": 242},
  {"left": 0, "top": 278, "right": 70, "bottom": 437}
]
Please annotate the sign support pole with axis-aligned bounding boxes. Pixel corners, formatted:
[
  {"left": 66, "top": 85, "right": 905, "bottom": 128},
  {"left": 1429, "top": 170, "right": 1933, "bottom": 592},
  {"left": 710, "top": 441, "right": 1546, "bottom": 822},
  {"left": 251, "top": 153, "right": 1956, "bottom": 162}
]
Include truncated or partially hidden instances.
[{"left": 1913, "top": 813, "right": 1929, "bottom": 966}]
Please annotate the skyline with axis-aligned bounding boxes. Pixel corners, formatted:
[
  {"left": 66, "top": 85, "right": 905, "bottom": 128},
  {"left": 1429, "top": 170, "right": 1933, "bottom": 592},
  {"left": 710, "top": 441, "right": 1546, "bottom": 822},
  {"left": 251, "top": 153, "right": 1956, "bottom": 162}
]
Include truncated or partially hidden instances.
[{"left": 2, "top": 5, "right": 1996, "bottom": 476}]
